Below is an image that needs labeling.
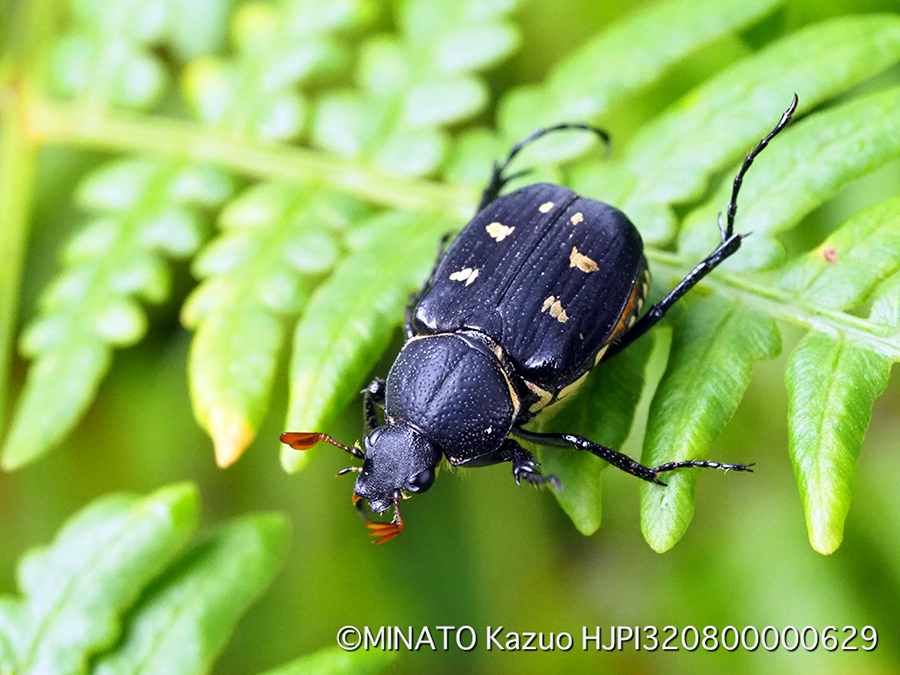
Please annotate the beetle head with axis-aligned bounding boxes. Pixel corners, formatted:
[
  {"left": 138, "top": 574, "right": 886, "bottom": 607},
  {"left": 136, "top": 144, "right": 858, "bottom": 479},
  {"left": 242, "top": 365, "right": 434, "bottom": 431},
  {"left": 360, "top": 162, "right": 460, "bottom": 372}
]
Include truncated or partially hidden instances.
[
  {"left": 279, "top": 423, "right": 441, "bottom": 543},
  {"left": 355, "top": 423, "right": 441, "bottom": 514}
]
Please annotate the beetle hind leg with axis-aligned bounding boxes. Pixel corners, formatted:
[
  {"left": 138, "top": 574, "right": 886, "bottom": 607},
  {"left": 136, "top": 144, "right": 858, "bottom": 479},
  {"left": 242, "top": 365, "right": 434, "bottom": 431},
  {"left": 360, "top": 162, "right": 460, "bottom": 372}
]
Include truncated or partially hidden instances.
[
  {"left": 652, "top": 459, "right": 754, "bottom": 476},
  {"left": 602, "top": 95, "right": 798, "bottom": 362}
]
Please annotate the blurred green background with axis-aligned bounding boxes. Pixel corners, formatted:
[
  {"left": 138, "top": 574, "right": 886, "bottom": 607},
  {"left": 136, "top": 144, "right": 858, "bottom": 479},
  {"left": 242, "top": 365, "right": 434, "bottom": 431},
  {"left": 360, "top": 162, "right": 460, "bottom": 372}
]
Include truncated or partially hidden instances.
[{"left": 2, "top": 0, "right": 899, "bottom": 672}]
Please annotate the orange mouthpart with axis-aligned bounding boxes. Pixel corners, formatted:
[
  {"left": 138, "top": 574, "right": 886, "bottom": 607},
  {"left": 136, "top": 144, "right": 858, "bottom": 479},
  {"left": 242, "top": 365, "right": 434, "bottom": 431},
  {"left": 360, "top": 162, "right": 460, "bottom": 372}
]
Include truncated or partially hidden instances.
[{"left": 366, "top": 519, "right": 404, "bottom": 545}]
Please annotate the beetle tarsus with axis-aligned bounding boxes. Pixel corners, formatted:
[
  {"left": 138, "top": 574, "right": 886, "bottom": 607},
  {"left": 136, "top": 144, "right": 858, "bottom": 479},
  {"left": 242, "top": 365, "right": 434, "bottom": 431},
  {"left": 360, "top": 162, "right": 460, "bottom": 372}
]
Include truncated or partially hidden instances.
[
  {"left": 652, "top": 460, "right": 755, "bottom": 475},
  {"left": 365, "top": 495, "right": 405, "bottom": 544}
]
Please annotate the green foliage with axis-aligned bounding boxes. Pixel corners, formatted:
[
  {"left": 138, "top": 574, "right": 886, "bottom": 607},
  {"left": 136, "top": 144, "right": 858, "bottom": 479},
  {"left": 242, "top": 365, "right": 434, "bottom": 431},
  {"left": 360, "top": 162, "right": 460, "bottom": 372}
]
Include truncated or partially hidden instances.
[
  {"left": 0, "top": 484, "right": 199, "bottom": 675},
  {"left": 640, "top": 299, "right": 781, "bottom": 551},
  {"left": 499, "top": 0, "right": 784, "bottom": 159},
  {"left": 574, "top": 15, "right": 900, "bottom": 243},
  {"left": 310, "top": 0, "right": 521, "bottom": 175},
  {"left": 2, "top": 0, "right": 900, "bottom": 571},
  {"left": 2, "top": 159, "right": 232, "bottom": 470},
  {"left": 0, "top": 483, "right": 387, "bottom": 675},
  {"left": 255, "top": 646, "right": 395, "bottom": 675},
  {"left": 3, "top": 0, "right": 900, "bottom": 670},
  {"left": 182, "top": 184, "right": 368, "bottom": 465}
]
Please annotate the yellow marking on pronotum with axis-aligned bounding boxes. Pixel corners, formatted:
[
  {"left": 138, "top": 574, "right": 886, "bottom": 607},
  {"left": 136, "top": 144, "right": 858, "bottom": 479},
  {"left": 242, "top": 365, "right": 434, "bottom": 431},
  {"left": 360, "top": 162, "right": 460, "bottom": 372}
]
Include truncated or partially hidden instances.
[
  {"left": 449, "top": 267, "right": 479, "bottom": 286},
  {"left": 569, "top": 246, "right": 599, "bottom": 273},
  {"left": 541, "top": 295, "right": 569, "bottom": 323},
  {"left": 539, "top": 201, "right": 554, "bottom": 213},
  {"left": 486, "top": 222, "right": 515, "bottom": 241},
  {"left": 570, "top": 212, "right": 584, "bottom": 225}
]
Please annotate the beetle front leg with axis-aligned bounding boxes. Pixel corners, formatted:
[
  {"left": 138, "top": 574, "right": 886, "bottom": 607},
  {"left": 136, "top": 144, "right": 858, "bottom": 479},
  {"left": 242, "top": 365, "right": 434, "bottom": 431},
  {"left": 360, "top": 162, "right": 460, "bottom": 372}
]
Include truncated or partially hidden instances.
[
  {"left": 512, "top": 428, "right": 752, "bottom": 486},
  {"left": 362, "top": 378, "right": 386, "bottom": 434}
]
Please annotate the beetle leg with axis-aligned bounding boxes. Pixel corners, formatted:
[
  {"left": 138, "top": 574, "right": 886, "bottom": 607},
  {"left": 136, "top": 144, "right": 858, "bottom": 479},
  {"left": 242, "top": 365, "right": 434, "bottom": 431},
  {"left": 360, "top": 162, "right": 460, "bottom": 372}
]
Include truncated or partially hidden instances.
[
  {"left": 478, "top": 123, "right": 611, "bottom": 211},
  {"left": 405, "top": 233, "right": 453, "bottom": 338},
  {"left": 603, "top": 232, "right": 742, "bottom": 359},
  {"left": 362, "top": 378, "right": 386, "bottom": 434},
  {"left": 513, "top": 428, "right": 664, "bottom": 484},
  {"left": 499, "top": 438, "right": 562, "bottom": 490},
  {"left": 511, "top": 428, "right": 751, "bottom": 485},
  {"left": 603, "top": 95, "right": 798, "bottom": 361}
]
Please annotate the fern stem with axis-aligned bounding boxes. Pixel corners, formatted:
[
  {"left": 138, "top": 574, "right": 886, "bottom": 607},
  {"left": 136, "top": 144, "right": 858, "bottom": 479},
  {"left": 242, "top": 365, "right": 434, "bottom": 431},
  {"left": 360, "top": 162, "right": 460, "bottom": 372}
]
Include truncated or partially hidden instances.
[
  {"left": 0, "top": 0, "right": 58, "bottom": 435},
  {"left": 25, "top": 102, "right": 898, "bottom": 359},
  {"left": 27, "top": 100, "right": 478, "bottom": 219},
  {"left": 0, "top": 86, "right": 38, "bottom": 437},
  {"left": 647, "top": 250, "right": 900, "bottom": 360}
]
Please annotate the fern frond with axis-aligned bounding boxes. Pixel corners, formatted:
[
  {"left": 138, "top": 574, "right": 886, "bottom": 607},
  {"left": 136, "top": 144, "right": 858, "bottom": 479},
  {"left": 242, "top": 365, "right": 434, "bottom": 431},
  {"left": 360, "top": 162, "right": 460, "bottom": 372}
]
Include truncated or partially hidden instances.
[
  {"left": 0, "top": 484, "right": 200, "bottom": 675},
  {"left": 640, "top": 299, "right": 781, "bottom": 550},
  {"left": 499, "top": 0, "right": 784, "bottom": 160},
  {"left": 182, "top": 0, "right": 373, "bottom": 141},
  {"left": 282, "top": 210, "right": 458, "bottom": 471},
  {"left": 3, "top": 0, "right": 899, "bottom": 556},
  {"left": 310, "top": 0, "right": 522, "bottom": 176},
  {"left": 0, "top": 484, "right": 292, "bottom": 675},
  {"left": 47, "top": 0, "right": 232, "bottom": 109},
  {"left": 183, "top": 184, "right": 368, "bottom": 466},
  {"left": 1, "top": 160, "right": 232, "bottom": 469},
  {"left": 574, "top": 15, "right": 900, "bottom": 243},
  {"left": 682, "top": 85, "right": 900, "bottom": 269}
]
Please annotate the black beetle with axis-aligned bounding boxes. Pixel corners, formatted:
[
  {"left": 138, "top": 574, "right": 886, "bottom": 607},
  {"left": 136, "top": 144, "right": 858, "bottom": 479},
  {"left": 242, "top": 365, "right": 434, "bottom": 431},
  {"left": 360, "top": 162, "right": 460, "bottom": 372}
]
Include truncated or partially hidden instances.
[{"left": 282, "top": 96, "right": 798, "bottom": 543}]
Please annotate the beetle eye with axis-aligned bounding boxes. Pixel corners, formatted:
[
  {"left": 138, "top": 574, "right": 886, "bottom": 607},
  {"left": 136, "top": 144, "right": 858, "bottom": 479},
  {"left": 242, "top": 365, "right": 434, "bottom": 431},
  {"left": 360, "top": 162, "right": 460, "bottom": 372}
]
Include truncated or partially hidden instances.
[
  {"left": 407, "top": 467, "right": 435, "bottom": 493},
  {"left": 366, "top": 427, "right": 384, "bottom": 446}
]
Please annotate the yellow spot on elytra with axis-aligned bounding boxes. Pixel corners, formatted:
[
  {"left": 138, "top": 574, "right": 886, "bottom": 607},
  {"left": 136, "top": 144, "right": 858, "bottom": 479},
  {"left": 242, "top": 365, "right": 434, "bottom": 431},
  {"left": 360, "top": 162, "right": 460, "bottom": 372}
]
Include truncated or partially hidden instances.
[
  {"left": 539, "top": 201, "right": 554, "bottom": 213},
  {"left": 570, "top": 246, "right": 599, "bottom": 273},
  {"left": 570, "top": 212, "right": 584, "bottom": 225},
  {"left": 486, "top": 222, "right": 515, "bottom": 241},
  {"left": 541, "top": 295, "right": 569, "bottom": 323},
  {"left": 558, "top": 370, "right": 590, "bottom": 400},
  {"left": 593, "top": 344, "right": 609, "bottom": 365},
  {"left": 450, "top": 267, "right": 479, "bottom": 286}
]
